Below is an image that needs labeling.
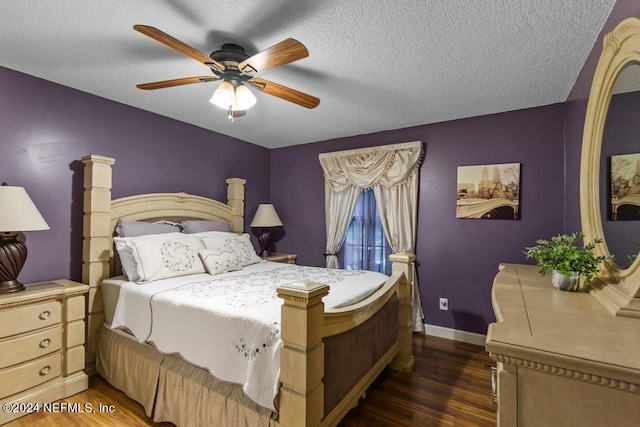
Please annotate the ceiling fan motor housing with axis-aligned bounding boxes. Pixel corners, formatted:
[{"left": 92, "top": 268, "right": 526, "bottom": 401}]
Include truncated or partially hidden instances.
[{"left": 210, "top": 43, "right": 249, "bottom": 66}]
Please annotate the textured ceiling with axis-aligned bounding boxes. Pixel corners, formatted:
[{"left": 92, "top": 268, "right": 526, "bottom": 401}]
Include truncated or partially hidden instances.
[{"left": 1, "top": 0, "right": 616, "bottom": 148}]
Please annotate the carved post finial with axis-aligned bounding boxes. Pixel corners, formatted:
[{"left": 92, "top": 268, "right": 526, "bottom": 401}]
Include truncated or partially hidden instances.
[
  {"left": 389, "top": 252, "right": 416, "bottom": 372},
  {"left": 276, "top": 281, "right": 329, "bottom": 426}
]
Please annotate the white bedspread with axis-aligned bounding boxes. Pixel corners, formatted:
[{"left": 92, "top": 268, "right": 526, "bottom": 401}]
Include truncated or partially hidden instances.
[{"left": 110, "top": 261, "right": 387, "bottom": 410}]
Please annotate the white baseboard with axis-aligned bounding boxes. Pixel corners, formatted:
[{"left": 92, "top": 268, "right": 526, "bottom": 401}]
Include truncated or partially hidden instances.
[{"left": 422, "top": 324, "right": 487, "bottom": 346}]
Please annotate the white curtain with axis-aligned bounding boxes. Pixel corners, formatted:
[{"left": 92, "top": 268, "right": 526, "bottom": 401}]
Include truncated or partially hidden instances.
[
  {"left": 323, "top": 184, "right": 360, "bottom": 268},
  {"left": 319, "top": 141, "right": 425, "bottom": 331}
]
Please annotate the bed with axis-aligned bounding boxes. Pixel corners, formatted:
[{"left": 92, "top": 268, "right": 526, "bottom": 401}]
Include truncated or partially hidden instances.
[{"left": 81, "top": 154, "right": 415, "bottom": 426}]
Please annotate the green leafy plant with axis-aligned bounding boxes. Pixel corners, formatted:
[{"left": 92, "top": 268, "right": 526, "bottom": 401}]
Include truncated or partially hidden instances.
[{"left": 524, "top": 232, "right": 608, "bottom": 283}]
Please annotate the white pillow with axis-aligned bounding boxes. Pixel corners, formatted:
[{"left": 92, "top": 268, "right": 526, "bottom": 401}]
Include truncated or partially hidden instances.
[
  {"left": 115, "top": 234, "right": 205, "bottom": 283},
  {"left": 114, "top": 232, "right": 185, "bottom": 282},
  {"left": 198, "top": 248, "right": 242, "bottom": 275},
  {"left": 201, "top": 233, "right": 262, "bottom": 267},
  {"left": 187, "top": 230, "right": 239, "bottom": 239}
]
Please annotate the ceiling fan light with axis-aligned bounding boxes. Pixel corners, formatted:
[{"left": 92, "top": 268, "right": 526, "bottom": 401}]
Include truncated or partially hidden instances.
[
  {"left": 235, "top": 84, "right": 257, "bottom": 110},
  {"left": 210, "top": 81, "right": 235, "bottom": 109}
]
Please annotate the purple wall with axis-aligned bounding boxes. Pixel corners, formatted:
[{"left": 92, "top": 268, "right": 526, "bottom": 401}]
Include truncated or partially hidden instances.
[
  {"left": 270, "top": 104, "right": 566, "bottom": 334},
  {"left": 0, "top": 67, "right": 270, "bottom": 285}
]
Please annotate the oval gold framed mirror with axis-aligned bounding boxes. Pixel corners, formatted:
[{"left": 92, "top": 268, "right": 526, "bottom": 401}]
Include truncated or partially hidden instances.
[{"left": 581, "top": 16, "right": 640, "bottom": 317}]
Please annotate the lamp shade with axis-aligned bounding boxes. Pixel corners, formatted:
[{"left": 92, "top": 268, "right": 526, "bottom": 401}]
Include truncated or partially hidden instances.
[
  {"left": 250, "top": 204, "right": 283, "bottom": 228},
  {"left": 0, "top": 186, "right": 49, "bottom": 232},
  {"left": 210, "top": 81, "right": 235, "bottom": 109},
  {"left": 235, "top": 85, "right": 257, "bottom": 110}
]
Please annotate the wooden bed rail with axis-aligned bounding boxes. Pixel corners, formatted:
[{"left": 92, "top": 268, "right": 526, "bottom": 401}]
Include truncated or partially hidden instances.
[{"left": 275, "top": 252, "right": 415, "bottom": 427}]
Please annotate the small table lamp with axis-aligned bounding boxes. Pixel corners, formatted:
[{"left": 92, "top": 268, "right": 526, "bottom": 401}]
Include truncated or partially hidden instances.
[
  {"left": 0, "top": 184, "right": 50, "bottom": 293},
  {"left": 250, "top": 204, "right": 283, "bottom": 257}
]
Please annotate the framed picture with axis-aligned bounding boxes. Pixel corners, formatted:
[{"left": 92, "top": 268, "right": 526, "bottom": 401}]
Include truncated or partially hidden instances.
[
  {"left": 611, "top": 153, "right": 640, "bottom": 220},
  {"left": 456, "top": 163, "right": 521, "bottom": 219}
]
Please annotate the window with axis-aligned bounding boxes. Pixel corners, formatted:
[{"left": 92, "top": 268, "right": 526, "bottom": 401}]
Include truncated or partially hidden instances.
[{"left": 341, "top": 188, "right": 391, "bottom": 274}]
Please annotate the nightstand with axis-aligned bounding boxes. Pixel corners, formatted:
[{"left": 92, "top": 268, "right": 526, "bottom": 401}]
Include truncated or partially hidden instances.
[
  {"left": 0, "top": 279, "right": 89, "bottom": 424},
  {"left": 262, "top": 252, "right": 297, "bottom": 264}
]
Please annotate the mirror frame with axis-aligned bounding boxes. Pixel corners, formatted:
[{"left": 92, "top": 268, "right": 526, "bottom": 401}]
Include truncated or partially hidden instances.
[{"left": 581, "top": 16, "right": 640, "bottom": 318}]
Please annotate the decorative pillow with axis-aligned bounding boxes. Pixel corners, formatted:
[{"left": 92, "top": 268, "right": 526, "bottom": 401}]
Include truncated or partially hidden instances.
[
  {"left": 114, "top": 234, "right": 205, "bottom": 282},
  {"left": 198, "top": 248, "right": 242, "bottom": 275},
  {"left": 115, "top": 219, "right": 181, "bottom": 237},
  {"left": 201, "top": 233, "right": 262, "bottom": 267},
  {"left": 181, "top": 220, "right": 231, "bottom": 234},
  {"left": 114, "top": 232, "right": 185, "bottom": 282}
]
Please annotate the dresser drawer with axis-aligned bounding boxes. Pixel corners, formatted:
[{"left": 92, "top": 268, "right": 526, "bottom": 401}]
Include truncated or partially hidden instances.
[
  {"left": 0, "top": 301, "right": 61, "bottom": 338},
  {"left": 0, "top": 326, "right": 62, "bottom": 369},
  {"left": 0, "top": 352, "right": 61, "bottom": 398}
]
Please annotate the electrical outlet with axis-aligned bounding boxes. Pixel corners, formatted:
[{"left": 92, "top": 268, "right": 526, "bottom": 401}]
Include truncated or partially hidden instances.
[{"left": 439, "top": 298, "right": 449, "bottom": 311}]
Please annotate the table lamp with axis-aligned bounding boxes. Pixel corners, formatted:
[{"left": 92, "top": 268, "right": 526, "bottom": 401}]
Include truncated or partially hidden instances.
[
  {"left": 250, "top": 204, "right": 283, "bottom": 257},
  {"left": 0, "top": 184, "right": 50, "bottom": 293}
]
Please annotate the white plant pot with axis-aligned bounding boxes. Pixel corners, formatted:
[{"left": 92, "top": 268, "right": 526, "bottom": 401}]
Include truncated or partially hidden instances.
[{"left": 551, "top": 270, "right": 580, "bottom": 292}]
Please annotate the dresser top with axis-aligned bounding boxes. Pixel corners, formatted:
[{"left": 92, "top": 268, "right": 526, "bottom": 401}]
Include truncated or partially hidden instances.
[
  {"left": 486, "top": 264, "right": 640, "bottom": 384},
  {"left": 0, "top": 279, "right": 88, "bottom": 307}
]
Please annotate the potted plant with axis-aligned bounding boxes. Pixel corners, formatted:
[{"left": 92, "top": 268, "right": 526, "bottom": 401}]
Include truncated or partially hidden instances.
[{"left": 524, "top": 232, "right": 608, "bottom": 291}]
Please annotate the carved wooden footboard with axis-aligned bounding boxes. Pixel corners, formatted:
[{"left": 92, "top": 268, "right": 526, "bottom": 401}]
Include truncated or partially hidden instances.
[{"left": 275, "top": 253, "right": 414, "bottom": 427}]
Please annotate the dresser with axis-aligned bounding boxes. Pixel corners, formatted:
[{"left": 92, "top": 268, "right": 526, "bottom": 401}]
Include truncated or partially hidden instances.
[
  {"left": 0, "top": 280, "right": 89, "bottom": 424},
  {"left": 485, "top": 264, "right": 640, "bottom": 426}
]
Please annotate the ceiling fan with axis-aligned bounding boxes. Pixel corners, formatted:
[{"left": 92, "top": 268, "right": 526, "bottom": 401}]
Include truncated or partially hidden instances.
[{"left": 133, "top": 25, "right": 320, "bottom": 119}]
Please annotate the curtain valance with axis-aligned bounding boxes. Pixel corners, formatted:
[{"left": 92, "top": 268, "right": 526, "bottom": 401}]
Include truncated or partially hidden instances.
[{"left": 319, "top": 141, "right": 423, "bottom": 192}]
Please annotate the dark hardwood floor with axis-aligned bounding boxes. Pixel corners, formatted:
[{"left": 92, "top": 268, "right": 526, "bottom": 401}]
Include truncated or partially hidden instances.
[
  {"left": 7, "top": 334, "right": 496, "bottom": 426},
  {"left": 340, "top": 334, "right": 496, "bottom": 426}
]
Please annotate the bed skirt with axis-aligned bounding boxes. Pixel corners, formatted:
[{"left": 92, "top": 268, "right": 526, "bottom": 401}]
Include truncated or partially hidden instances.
[{"left": 96, "top": 326, "right": 273, "bottom": 426}]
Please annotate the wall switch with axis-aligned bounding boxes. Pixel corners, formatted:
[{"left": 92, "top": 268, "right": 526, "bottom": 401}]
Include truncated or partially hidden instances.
[{"left": 439, "top": 298, "right": 449, "bottom": 310}]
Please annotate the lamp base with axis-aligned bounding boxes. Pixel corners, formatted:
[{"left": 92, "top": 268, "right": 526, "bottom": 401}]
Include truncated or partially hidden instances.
[
  {"left": 0, "top": 280, "right": 25, "bottom": 293},
  {"left": 0, "top": 232, "right": 27, "bottom": 294},
  {"left": 257, "top": 228, "right": 272, "bottom": 258}
]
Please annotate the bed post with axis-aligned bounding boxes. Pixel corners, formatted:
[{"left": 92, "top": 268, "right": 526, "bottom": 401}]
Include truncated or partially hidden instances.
[
  {"left": 226, "top": 178, "right": 246, "bottom": 232},
  {"left": 276, "top": 281, "right": 329, "bottom": 427},
  {"left": 81, "top": 154, "right": 115, "bottom": 372},
  {"left": 389, "top": 252, "right": 416, "bottom": 373}
]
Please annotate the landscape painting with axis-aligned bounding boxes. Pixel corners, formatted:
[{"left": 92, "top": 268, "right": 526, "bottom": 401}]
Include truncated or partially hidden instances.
[
  {"left": 611, "top": 153, "right": 640, "bottom": 220},
  {"left": 456, "top": 163, "right": 521, "bottom": 219}
]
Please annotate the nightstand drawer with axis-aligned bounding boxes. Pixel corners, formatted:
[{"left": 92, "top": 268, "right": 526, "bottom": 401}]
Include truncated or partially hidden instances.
[
  {"left": 0, "top": 352, "right": 61, "bottom": 398},
  {"left": 0, "top": 300, "right": 61, "bottom": 338},
  {"left": 0, "top": 326, "right": 62, "bottom": 369}
]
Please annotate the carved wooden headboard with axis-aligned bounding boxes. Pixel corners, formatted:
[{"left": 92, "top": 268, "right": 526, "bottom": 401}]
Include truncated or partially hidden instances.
[{"left": 80, "top": 154, "right": 246, "bottom": 371}]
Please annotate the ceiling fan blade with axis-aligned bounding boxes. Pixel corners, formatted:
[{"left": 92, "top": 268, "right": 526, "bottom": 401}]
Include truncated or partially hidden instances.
[
  {"left": 238, "top": 38, "right": 308, "bottom": 73},
  {"left": 248, "top": 78, "right": 320, "bottom": 109},
  {"left": 136, "top": 76, "right": 220, "bottom": 90},
  {"left": 133, "top": 24, "right": 225, "bottom": 72}
]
